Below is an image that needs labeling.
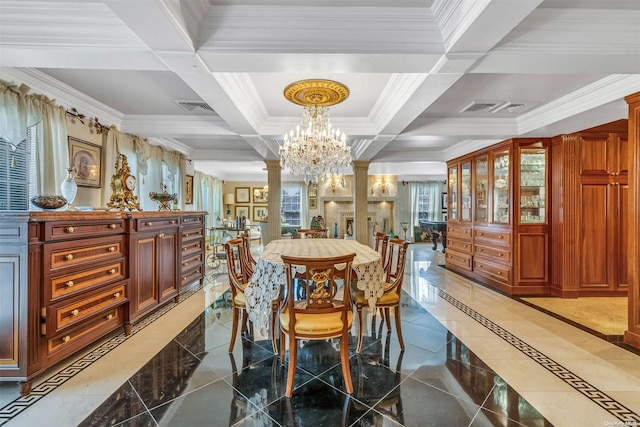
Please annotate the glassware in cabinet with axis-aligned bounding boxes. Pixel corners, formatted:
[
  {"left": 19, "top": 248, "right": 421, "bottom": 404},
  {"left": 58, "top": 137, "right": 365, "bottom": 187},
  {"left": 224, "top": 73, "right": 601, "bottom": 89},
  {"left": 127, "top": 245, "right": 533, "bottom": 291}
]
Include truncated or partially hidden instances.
[
  {"left": 461, "top": 162, "right": 471, "bottom": 221},
  {"left": 475, "top": 156, "right": 488, "bottom": 223},
  {"left": 448, "top": 165, "right": 458, "bottom": 220},
  {"left": 493, "top": 149, "right": 510, "bottom": 223},
  {"left": 519, "top": 148, "right": 546, "bottom": 224}
]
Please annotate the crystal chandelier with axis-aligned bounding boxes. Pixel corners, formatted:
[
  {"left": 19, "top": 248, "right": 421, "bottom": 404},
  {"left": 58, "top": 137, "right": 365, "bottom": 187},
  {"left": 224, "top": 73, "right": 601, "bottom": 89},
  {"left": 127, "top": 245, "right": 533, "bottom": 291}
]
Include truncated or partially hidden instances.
[{"left": 280, "top": 79, "right": 352, "bottom": 184}]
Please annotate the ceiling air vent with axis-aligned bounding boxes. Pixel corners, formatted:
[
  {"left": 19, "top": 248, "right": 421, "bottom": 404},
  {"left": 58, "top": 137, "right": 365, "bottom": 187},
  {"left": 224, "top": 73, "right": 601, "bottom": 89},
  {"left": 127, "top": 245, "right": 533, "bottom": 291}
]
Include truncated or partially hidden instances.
[
  {"left": 489, "top": 102, "right": 536, "bottom": 114},
  {"left": 460, "top": 101, "right": 502, "bottom": 113},
  {"left": 174, "top": 100, "right": 215, "bottom": 113}
]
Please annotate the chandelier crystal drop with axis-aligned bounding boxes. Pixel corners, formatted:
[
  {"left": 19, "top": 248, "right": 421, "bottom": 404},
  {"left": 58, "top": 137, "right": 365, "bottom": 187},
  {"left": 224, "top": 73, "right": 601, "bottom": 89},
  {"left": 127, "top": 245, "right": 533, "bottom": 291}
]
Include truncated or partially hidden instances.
[{"left": 280, "top": 79, "right": 352, "bottom": 184}]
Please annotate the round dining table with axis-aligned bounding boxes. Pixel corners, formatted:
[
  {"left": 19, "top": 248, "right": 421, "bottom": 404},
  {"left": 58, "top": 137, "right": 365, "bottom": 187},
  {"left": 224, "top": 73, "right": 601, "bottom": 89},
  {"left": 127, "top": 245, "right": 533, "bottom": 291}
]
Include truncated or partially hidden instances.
[{"left": 245, "top": 239, "right": 385, "bottom": 334}]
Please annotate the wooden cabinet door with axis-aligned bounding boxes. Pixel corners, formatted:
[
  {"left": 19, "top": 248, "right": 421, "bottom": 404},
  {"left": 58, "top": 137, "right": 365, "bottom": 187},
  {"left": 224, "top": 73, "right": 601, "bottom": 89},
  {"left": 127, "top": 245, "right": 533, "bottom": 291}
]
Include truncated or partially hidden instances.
[
  {"left": 579, "top": 182, "right": 617, "bottom": 290},
  {"left": 616, "top": 181, "right": 629, "bottom": 289},
  {"left": 131, "top": 234, "right": 159, "bottom": 314},
  {"left": 157, "top": 230, "right": 178, "bottom": 303}
]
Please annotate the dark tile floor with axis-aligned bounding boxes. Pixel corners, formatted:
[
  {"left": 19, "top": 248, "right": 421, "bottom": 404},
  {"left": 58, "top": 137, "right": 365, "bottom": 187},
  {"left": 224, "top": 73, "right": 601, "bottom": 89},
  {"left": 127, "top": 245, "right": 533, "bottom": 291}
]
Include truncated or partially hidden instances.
[{"left": 79, "top": 291, "right": 550, "bottom": 427}]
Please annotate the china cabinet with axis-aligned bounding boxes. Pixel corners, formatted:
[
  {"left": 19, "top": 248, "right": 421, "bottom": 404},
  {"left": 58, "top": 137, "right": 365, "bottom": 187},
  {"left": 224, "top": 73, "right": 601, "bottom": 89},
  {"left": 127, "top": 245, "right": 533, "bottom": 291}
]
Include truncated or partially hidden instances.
[
  {"left": 446, "top": 138, "right": 551, "bottom": 295},
  {"left": 551, "top": 119, "right": 628, "bottom": 297}
]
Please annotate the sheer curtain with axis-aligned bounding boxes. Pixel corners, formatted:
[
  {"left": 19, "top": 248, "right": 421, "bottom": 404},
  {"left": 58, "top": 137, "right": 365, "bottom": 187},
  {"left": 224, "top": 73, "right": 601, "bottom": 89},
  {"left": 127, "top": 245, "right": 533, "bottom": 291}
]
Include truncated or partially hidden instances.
[
  {"left": 193, "top": 171, "right": 221, "bottom": 229},
  {"left": 34, "top": 96, "right": 68, "bottom": 195},
  {"left": 409, "top": 183, "right": 420, "bottom": 243},
  {"left": 425, "top": 181, "right": 440, "bottom": 221}
]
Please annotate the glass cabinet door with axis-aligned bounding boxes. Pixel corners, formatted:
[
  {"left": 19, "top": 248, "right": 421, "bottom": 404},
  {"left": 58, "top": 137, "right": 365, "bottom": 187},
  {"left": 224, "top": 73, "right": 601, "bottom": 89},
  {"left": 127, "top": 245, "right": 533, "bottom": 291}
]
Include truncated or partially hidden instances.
[
  {"left": 520, "top": 148, "right": 547, "bottom": 224},
  {"left": 448, "top": 165, "right": 458, "bottom": 220},
  {"left": 461, "top": 162, "right": 471, "bottom": 221},
  {"left": 492, "top": 149, "right": 510, "bottom": 223},
  {"left": 475, "top": 156, "right": 488, "bottom": 224}
]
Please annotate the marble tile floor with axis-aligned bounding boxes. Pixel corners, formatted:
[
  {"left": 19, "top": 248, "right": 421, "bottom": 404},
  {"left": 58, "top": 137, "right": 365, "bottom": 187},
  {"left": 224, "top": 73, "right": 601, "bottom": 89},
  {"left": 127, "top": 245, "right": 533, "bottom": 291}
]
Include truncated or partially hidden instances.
[
  {"left": 519, "top": 296, "right": 628, "bottom": 337},
  {"left": 1, "top": 244, "right": 640, "bottom": 426}
]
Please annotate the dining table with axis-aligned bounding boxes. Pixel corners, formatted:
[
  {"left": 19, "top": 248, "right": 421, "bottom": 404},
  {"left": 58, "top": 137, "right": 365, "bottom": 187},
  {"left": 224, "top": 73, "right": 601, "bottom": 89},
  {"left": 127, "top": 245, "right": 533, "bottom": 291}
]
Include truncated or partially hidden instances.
[{"left": 245, "top": 239, "right": 386, "bottom": 334}]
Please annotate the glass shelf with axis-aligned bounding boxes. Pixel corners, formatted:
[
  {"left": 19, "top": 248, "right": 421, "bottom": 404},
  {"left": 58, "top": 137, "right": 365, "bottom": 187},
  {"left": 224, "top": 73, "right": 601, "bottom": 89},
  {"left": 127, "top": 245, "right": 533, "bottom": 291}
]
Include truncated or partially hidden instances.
[{"left": 519, "top": 149, "right": 546, "bottom": 224}]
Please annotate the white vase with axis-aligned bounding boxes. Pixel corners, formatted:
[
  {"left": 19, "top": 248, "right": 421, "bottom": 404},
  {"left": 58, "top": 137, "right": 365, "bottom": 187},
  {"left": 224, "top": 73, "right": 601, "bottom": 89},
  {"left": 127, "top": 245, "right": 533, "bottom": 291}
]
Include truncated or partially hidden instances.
[{"left": 60, "top": 167, "right": 78, "bottom": 208}]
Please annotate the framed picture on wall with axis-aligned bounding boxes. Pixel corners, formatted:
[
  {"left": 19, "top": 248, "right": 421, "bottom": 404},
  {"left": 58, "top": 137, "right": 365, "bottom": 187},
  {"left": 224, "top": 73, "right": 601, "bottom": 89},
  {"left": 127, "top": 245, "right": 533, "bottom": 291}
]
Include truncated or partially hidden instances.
[
  {"left": 235, "top": 187, "right": 250, "bottom": 203},
  {"left": 253, "top": 206, "right": 268, "bottom": 221},
  {"left": 309, "top": 198, "right": 317, "bottom": 209},
  {"left": 185, "top": 175, "right": 194, "bottom": 204},
  {"left": 441, "top": 192, "right": 448, "bottom": 211},
  {"left": 253, "top": 187, "right": 268, "bottom": 204},
  {"left": 68, "top": 137, "right": 102, "bottom": 187},
  {"left": 235, "top": 205, "right": 249, "bottom": 219}
]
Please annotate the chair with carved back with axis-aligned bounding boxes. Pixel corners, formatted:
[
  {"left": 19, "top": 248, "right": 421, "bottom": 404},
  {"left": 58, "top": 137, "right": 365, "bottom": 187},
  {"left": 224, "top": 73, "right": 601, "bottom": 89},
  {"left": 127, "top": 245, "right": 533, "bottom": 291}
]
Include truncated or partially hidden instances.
[
  {"left": 374, "top": 232, "right": 390, "bottom": 272},
  {"left": 279, "top": 253, "right": 356, "bottom": 397},
  {"left": 296, "top": 228, "right": 329, "bottom": 238},
  {"left": 240, "top": 231, "right": 257, "bottom": 281},
  {"left": 352, "top": 237, "right": 409, "bottom": 353},
  {"left": 224, "top": 238, "right": 249, "bottom": 352}
]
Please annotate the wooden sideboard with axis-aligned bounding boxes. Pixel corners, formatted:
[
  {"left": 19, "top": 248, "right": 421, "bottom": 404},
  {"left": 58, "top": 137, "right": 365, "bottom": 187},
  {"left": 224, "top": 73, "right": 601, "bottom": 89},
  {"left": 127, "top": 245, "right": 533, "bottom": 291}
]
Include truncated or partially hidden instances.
[{"left": 0, "top": 211, "right": 206, "bottom": 394}]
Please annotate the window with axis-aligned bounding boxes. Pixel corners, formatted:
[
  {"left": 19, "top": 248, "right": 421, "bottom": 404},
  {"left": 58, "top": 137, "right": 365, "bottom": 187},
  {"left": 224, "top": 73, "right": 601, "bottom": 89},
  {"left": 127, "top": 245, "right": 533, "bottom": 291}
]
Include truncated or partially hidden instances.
[
  {"left": 417, "top": 185, "right": 430, "bottom": 221},
  {"left": 281, "top": 184, "right": 301, "bottom": 226},
  {"left": 0, "top": 127, "right": 35, "bottom": 211}
]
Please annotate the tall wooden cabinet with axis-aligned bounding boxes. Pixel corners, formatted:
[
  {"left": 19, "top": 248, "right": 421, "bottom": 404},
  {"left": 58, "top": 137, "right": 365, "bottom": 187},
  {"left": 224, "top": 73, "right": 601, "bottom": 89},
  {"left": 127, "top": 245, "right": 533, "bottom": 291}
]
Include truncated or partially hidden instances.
[
  {"left": 446, "top": 138, "right": 551, "bottom": 295},
  {"left": 551, "top": 120, "right": 628, "bottom": 297}
]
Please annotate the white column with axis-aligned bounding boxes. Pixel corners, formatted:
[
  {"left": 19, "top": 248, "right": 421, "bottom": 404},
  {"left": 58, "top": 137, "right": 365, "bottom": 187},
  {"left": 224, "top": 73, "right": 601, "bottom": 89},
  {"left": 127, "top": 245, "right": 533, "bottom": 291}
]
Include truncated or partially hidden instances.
[
  {"left": 352, "top": 160, "right": 370, "bottom": 245},
  {"left": 264, "top": 160, "right": 281, "bottom": 245}
]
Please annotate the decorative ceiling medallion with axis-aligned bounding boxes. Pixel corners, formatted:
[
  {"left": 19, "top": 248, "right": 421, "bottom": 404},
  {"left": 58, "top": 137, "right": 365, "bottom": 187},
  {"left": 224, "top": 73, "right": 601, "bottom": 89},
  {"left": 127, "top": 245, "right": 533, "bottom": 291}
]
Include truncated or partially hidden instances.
[{"left": 284, "top": 79, "right": 349, "bottom": 107}]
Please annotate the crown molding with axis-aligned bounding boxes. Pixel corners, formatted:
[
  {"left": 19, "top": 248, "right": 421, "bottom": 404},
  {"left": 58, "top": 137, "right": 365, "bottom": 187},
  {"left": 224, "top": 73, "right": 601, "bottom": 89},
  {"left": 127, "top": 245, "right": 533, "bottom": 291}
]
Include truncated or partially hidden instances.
[
  {"left": 443, "top": 139, "right": 503, "bottom": 160},
  {"left": 213, "top": 72, "right": 269, "bottom": 132},
  {"left": 0, "top": 68, "right": 124, "bottom": 126},
  {"left": 369, "top": 73, "right": 428, "bottom": 133},
  {"left": 147, "top": 137, "right": 194, "bottom": 157},
  {"left": 517, "top": 74, "right": 640, "bottom": 134}
]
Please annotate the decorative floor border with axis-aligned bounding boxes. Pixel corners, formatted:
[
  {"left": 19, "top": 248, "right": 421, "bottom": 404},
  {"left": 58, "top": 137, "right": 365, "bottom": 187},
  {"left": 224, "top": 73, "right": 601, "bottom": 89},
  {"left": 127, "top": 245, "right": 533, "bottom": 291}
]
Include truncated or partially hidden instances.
[
  {"left": 437, "top": 288, "right": 640, "bottom": 423},
  {"left": 0, "top": 272, "right": 225, "bottom": 425}
]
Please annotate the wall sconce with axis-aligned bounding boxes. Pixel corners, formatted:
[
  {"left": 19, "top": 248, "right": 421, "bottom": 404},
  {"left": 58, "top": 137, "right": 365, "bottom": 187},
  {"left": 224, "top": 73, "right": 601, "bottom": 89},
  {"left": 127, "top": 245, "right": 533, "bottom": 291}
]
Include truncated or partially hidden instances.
[
  {"left": 328, "top": 175, "right": 346, "bottom": 193},
  {"left": 373, "top": 177, "right": 391, "bottom": 194}
]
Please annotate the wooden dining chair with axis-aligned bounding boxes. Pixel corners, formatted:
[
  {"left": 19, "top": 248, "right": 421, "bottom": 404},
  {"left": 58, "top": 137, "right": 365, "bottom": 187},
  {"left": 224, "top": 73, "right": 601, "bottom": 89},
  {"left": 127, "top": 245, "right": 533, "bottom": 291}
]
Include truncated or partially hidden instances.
[
  {"left": 279, "top": 253, "right": 356, "bottom": 397},
  {"left": 224, "top": 238, "right": 249, "bottom": 352},
  {"left": 240, "top": 231, "right": 257, "bottom": 282},
  {"left": 374, "top": 231, "right": 390, "bottom": 273},
  {"left": 352, "top": 237, "right": 409, "bottom": 353},
  {"left": 296, "top": 228, "right": 329, "bottom": 238}
]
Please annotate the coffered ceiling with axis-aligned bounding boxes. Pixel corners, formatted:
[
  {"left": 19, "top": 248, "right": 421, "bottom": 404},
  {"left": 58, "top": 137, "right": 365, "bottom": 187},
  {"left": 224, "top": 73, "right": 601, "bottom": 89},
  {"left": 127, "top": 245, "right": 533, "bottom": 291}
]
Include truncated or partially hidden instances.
[{"left": 1, "top": 0, "right": 639, "bottom": 181}]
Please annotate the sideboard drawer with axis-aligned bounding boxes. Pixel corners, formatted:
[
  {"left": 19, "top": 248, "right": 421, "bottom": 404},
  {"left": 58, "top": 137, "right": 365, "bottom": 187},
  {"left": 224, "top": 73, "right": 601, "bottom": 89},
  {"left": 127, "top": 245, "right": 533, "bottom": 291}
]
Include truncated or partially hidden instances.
[
  {"left": 46, "top": 220, "right": 125, "bottom": 241},
  {"left": 47, "top": 260, "right": 125, "bottom": 304},
  {"left": 134, "top": 218, "right": 179, "bottom": 231},
  {"left": 48, "top": 283, "right": 127, "bottom": 334},
  {"left": 46, "top": 306, "right": 124, "bottom": 358},
  {"left": 45, "top": 235, "right": 126, "bottom": 271}
]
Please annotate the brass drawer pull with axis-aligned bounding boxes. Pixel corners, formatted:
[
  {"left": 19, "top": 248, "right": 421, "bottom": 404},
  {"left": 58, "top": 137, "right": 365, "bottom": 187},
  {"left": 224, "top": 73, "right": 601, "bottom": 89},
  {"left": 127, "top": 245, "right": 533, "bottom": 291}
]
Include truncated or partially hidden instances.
[
  {"left": 478, "top": 232, "right": 483, "bottom": 236},
  {"left": 147, "top": 222, "right": 153, "bottom": 226},
  {"left": 108, "top": 268, "right": 116, "bottom": 274},
  {"left": 65, "top": 226, "right": 75, "bottom": 233},
  {"left": 62, "top": 335, "right": 71, "bottom": 343},
  {"left": 183, "top": 262, "right": 188, "bottom": 266},
  {"left": 498, "top": 253, "right": 503, "bottom": 257},
  {"left": 478, "top": 248, "right": 483, "bottom": 251},
  {"left": 65, "top": 280, "right": 74, "bottom": 287},
  {"left": 106, "top": 314, "right": 113, "bottom": 320},
  {"left": 498, "top": 271, "right": 502, "bottom": 275},
  {"left": 183, "top": 247, "right": 187, "bottom": 251},
  {"left": 170, "top": 220, "right": 176, "bottom": 224},
  {"left": 158, "top": 233, "right": 165, "bottom": 239},
  {"left": 185, "top": 233, "right": 189, "bottom": 237},
  {"left": 109, "top": 224, "right": 117, "bottom": 229},
  {"left": 71, "top": 309, "right": 79, "bottom": 316},
  {"left": 113, "top": 292, "right": 121, "bottom": 298},
  {"left": 498, "top": 235, "right": 504, "bottom": 239},
  {"left": 65, "top": 254, "right": 74, "bottom": 261},
  {"left": 108, "top": 246, "right": 116, "bottom": 252}
]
